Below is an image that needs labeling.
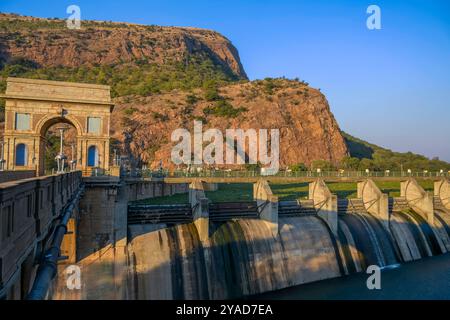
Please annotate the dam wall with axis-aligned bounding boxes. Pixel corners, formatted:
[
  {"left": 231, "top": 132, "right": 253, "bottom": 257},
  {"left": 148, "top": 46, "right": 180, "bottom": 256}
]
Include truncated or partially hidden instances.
[
  {"left": 0, "top": 172, "right": 82, "bottom": 300},
  {"left": 126, "top": 178, "right": 450, "bottom": 299},
  {"left": 0, "top": 170, "right": 36, "bottom": 184},
  {"left": 127, "top": 216, "right": 341, "bottom": 299},
  {"left": 50, "top": 177, "right": 450, "bottom": 300},
  {"left": 51, "top": 177, "right": 188, "bottom": 299}
]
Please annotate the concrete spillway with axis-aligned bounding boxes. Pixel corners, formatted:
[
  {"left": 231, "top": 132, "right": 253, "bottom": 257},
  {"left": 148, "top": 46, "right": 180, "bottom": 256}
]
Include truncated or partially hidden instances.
[
  {"left": 48, "top": 178, "right": 450, "bottom": 300},
  {"left": 126, "top": 206, "right": 450, "bottom": 299},
  {"left": 127, "top": 216, "right": 341, "bottom": 299}
]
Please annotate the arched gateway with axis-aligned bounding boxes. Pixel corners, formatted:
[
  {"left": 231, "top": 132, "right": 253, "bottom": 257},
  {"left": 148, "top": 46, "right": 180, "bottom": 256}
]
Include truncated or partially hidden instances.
[{"left": 0, "top": 77, "right": 114, "bottom": 175}]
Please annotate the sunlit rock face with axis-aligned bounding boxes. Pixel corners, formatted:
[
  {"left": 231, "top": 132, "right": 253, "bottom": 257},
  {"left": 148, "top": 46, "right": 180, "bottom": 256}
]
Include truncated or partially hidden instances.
[{"left": 126, "top": 208, "right": 450, "bottom": 300}]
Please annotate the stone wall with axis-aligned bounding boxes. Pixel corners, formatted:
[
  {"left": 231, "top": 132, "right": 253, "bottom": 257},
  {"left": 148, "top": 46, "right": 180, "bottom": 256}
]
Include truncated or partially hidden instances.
[
  {"left": 0, "top": 171, "right": 82, "bottom": 299},
  {"left": 0, "top": 170, "right": 35, "bottom": 184},
  {"left": 51, "top": 177, "right": 188, "bottom": 299}
]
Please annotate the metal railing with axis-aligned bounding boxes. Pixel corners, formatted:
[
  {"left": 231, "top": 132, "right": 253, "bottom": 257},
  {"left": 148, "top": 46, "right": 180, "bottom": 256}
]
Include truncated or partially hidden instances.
[
  {"left": 133, "top": 169, "right": 450, "bottom": 179},
  {"left": 46, "top": 167, "right": 447, "bottom": 179}
]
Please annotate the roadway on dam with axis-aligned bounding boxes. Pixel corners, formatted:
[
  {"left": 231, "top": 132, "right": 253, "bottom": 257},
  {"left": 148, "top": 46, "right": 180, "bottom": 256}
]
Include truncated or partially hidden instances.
[{"left": 252, "top": 253, "right": 450, "bottom": 300}]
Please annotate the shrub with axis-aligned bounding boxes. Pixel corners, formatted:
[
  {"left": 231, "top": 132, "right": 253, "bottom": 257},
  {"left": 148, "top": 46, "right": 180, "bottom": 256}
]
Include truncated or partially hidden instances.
[
  {"left": 291, "top": 163, "right": 308, "bottom": 172},
  {"left": 311, "top": 160, "right": 335, "bottom": 171},
  {"left": 204, "top": 85, "right": 221, "bottom": 101},
  {"left": 0, "top": 53, "right": 239, "bottom": 98},
  {"left": 152, "top": 112, "right": 169, "bottom": 121},
  {"left": 245, "top": 163, "right": 261, "bottom": 171},
  {"left": 123, "top": 107, "right": 137, "bottom": 116},
  {"left": 186, "top": 94, "right": 199, "bottom": 105},
  {"left": 203, "top": 100, "right": 247, "bottom": 118},
  {"left": 339, "top": 156, "right": 360, "bottom": 170}
]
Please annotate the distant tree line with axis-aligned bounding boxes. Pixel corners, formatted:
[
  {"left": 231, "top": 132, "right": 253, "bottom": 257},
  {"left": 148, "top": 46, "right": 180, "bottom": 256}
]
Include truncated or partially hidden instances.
[{"left": 289, "top": 132, "right": 450, "bottom": 172}]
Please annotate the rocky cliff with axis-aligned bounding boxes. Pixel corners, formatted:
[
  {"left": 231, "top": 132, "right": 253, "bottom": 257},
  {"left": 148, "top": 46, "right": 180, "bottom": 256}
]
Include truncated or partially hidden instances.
[
  {"left": 0, "top": 13, "right": 349, "bottom": 169},
  {"left": 112, "top": 79, "right": 348, "bottom": 169},
  {"left": 0, "top": 13, "right": 247, "bottom": 79}
]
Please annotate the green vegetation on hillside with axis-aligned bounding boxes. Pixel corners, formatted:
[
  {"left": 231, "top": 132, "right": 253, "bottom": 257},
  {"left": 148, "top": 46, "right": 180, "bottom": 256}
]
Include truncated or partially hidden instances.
[
  {"left": 200, "top": 80, "right": 248, "bottom": 118},
  {"left": 0, "top": 15, "right": 153, "bottom": 32},
  {"left": 0, "top": 16, "right": 66, "bottom": 31},
  {"left": 342, "top": 132, "right": 450, "bottom": 171},
  {"left": 0, "top": 54, "right": 239, "bottom": 98},
  {"left": 203, "top": 100, "right": 247, "bottom": 118},
  {"left": 290, "top": 133, "right": 450, "bottom": 172}
]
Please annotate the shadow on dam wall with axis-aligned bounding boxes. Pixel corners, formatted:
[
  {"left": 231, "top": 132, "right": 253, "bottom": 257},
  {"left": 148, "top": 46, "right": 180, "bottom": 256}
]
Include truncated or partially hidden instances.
[
  {"left": 125, "top": 208, "right": 450, "bottom": 300},
  {"left": 49, "top": 179, "right": 450, "bottom": 300}
]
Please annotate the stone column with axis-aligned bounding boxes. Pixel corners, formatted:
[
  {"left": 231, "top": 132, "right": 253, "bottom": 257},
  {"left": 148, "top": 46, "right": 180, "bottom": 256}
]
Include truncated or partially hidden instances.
[
  {"left": 253, "top": 180, "right": 278, "bottom": 237},
  {"left": 201, "top": 181, "right": 218, "bottom": 191},
  {"left": 401, "top": 178, "right": 434, "bottom": 224},
  {"left": 357, "top": 179, "right": 389, "bottom": 228},
  {"left": 189, "top": 180, "right": 210, "bottom": 243},
  {"left": 401, "top": 178, "right": 447, "bottom": 253},
  {"left": 435, "top": 179, "right": 450, "bottom": 211},
  {"left": 309, "top": 178, "right": 338, "bottom": 236}
]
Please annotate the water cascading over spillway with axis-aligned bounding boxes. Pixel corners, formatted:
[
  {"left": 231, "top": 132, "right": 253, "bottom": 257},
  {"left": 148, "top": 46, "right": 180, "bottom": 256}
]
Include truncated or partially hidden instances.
[
  {"left": 126, "top": 213, "right": 449, "bottom": 299},
  {"left": 127, "top": 216, "right": 342, "bottom": 299},
  {"left": 125, "top": 181, "right": 450, "bottom": 299}
]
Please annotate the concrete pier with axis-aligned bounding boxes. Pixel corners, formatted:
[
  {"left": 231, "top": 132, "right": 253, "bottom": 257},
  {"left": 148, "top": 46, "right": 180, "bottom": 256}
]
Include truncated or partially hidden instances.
[
  {"left": 401, "top": 178, "right": 435, "bottom": 224},
  {"left": 253, "top": 180, "right": 279, "bottom": 237},
  {"left": 434, "top": 179, "right": 450, "bottom": 211},
  {"left": 357, "top": 179, "right": 389, "bottom": 228},
  {"left": 401, "top": 178, "right": 448, "bottom": 253},
  {"left": 309, "top": 179, "right": 338, "bottom": 235},
  {"left": 201, "top": 182, "right": 218, "bottom": 191},
  {"left": 189, "top": 180, "right": 210, "bottom": 243}
]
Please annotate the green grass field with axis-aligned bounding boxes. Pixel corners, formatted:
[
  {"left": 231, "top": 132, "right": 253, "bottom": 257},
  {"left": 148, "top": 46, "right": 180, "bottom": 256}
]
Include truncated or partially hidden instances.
[
  {"left": 131, "top": 179, "right": 436, "bottom": 205},
  {"left": 131, "top": 192, "right": 189, "bottom": 205},
  {"left": 374, "top": 180, "right": 434, "bottom": 197},
  {"left": 205, "top": 183, "right": 254, "bottom": 202}
]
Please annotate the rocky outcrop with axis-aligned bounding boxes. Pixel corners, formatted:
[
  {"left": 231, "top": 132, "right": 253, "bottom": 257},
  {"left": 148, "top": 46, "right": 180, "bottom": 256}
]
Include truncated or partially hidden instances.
[
  {"left": 111, "top": 79, "right": 349, "bottom": 169},
  {"left": 0, "top": 13, "right": 247, "bottom": 79},
  {"left": 0, "top": 14, "right": 348, "bottom": 169}
]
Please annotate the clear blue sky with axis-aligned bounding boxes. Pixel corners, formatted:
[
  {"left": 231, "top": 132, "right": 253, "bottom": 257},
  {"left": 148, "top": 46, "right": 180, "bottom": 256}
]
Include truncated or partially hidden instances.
[{"left": 2, "top": 0, "right": 449, "bottom": 161}]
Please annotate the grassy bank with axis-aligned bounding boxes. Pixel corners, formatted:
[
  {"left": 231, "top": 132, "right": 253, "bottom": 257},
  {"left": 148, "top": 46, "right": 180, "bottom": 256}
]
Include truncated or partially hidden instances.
[{"left": 130, "top": 179, "right": 436, "bottom": 205}]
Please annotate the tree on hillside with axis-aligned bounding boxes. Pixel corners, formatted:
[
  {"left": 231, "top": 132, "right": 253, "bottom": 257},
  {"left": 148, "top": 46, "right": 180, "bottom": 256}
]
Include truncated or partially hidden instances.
[
  {"left": 311, "top": 160, "right": 335, "bottom": 171},
  {"left": 340, "top": 156, "right": 360, "bottom": 170},
  {"left": 291, "top": 163, "right": 308, "bottom": 172}
]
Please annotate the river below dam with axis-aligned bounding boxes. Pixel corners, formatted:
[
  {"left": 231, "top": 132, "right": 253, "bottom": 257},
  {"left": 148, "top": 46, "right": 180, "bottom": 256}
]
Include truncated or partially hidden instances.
[{"left": 253, "top": 253, "right": 450, "bottom": 300}]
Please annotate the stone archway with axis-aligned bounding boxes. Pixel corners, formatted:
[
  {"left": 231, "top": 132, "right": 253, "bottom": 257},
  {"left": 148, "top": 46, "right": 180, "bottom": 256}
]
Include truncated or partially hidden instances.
[{"left": 0, "top": 77, "right": 114, "bottom": 176}]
